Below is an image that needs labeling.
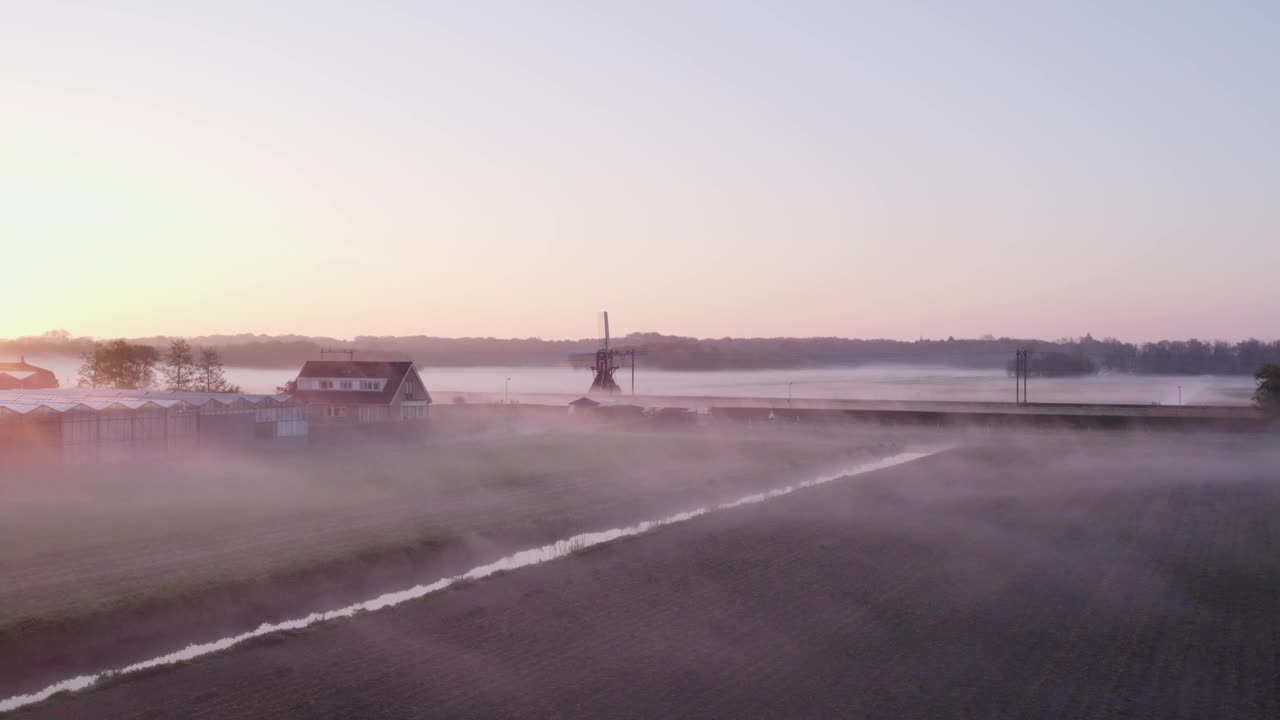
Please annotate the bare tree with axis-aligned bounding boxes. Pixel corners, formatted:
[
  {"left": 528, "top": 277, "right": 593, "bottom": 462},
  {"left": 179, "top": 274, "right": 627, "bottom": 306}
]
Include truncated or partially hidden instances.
[
  {"left": 162, "top": 339, "right": 197, "bottom": 391},
  {"left": 195, "top": 348, "right": 242, "bottom": 393},
  {"left": 77, "top": 349, "right": 103, "bottom": 388}
]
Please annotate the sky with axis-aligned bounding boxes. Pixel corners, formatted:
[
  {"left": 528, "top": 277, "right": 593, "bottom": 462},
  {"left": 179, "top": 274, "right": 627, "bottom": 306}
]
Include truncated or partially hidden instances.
[{"left": 1, "top": 1, "right": 1277, "bottom": 342}]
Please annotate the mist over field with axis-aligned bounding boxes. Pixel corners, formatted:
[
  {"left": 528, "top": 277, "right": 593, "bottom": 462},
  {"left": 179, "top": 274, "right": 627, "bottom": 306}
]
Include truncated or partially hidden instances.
[
  {"left": 19, "top": 355, "right": 1259, "bottom": 406},
  {"left": 3, "top": 422, "right": 1278, "bottom": 718},
  {"left": 3, "top": 0, "right": 1278, "bottom": 715},
  {"left": 0, "top": 421, "right": 908, "bottom": 700}
]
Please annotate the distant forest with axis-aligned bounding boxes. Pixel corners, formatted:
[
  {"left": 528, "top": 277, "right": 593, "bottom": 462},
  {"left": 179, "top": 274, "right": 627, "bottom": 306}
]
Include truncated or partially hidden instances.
[{"left": 4, "top": 331, "right": 1279, "bottom": 376}]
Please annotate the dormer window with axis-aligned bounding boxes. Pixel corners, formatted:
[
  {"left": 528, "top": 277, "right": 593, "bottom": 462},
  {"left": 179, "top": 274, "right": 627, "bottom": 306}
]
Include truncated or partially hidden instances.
[
  {"left": 319, "top": 380, "right": 334, "bottom": 390},
  {"left": 340, "top": 381, "right": 353, "bottom": 390}
]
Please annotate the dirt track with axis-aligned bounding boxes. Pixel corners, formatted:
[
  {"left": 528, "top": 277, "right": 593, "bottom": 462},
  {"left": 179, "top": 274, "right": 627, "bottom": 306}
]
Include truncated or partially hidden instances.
[{"left": 14, "top": 438, "right": 1280, "bottom": 719}]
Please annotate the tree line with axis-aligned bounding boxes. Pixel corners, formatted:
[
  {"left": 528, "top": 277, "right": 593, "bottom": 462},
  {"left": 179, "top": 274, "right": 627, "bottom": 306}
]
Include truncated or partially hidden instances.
[
  {"left": 1084, "top": 337, "right": 1280, "bottom": 375},
  {"left": 613, "top": 334, "right": 1280, "bottom": 376},
  {"left": 7, "top": 330, "right": 1280, "bottom": 376},
  {"left": 77, "top": 339, "right": 242, "bottom": 393}
]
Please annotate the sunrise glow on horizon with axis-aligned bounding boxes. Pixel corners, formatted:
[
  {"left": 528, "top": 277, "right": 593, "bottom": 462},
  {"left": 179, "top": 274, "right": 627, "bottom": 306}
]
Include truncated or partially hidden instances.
[{"left": 2, "top": 2, "right": 1277, "bottom": 343}]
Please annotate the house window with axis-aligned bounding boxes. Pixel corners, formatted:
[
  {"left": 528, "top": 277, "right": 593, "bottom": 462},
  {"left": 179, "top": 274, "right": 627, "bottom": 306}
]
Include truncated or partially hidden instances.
[
  {"left": 360, "top": 380, "right": 379, "bottom": 390},
  {"left": 405, "top": 380, "right": 416, "bottom": 399},
  {"left": 319, "top": 380, "right": 334, "bottom": 390},
  {"left": 327, "top": 406, "right": 347, "bottom": 418},
  {"left": 341, "top": 381, "right": 353, "bottom": 390}
]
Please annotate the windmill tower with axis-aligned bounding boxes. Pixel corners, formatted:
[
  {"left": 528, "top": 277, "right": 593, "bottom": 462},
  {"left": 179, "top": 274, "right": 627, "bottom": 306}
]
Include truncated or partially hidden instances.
[{"left": 570, "top": 311, "right": 647, "bottom": 395}]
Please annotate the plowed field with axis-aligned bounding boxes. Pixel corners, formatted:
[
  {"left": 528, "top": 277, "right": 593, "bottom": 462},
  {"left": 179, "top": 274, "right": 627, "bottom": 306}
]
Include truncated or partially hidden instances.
[
  {"left": 13, "top": 436, "right": 1279, "bottom": 719},
  {"left": 0, "top": 427, "right": 901, "bottom": 698}
]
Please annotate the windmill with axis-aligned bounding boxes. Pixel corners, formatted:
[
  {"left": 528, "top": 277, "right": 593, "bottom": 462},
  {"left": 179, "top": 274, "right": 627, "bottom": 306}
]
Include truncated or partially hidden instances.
[{"left": 569, "top": 311, "right": 647, "bottom": 395}]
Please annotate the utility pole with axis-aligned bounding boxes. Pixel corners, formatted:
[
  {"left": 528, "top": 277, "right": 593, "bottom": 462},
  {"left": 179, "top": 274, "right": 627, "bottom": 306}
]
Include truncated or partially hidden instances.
[
  {"left": 1024, "top": 349, "right": 1031, "bottom": 404},
  {"left": 1014, "top": 350, "right": 1022, "bottom": 404},
  {"left": 505, "top": 377, "right": 511, "bottom": 405},
  {"left": 1014, "top": 349, "right": 1032, "bottom": 405}
]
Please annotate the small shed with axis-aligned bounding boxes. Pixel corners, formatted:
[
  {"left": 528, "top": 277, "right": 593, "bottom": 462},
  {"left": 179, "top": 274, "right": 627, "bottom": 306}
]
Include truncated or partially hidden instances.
[{"left": 568, "top": 396, "right": 601, "bottom": 417}]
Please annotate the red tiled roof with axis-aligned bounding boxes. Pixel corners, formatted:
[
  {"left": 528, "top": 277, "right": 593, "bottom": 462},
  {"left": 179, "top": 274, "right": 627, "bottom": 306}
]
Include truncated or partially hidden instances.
[
  {"left": 0, "top": 361, "right": 58, "bottom": 389},
  {"left": 297, "top": 360, "right": 415, "bottom": 380}
]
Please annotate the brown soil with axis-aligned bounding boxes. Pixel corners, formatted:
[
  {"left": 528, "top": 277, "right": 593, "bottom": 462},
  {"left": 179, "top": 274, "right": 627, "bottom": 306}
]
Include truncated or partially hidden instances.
[
  {"left": 0, "top": 429, "right": 900, "bottom": 698},
  {"left": 13, "top": 439, "right": 1280, "bottom": 719}
]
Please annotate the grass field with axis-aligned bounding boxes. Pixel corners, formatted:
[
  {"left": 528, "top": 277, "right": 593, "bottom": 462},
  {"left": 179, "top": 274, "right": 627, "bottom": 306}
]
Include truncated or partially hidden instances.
[
  {"left": 9, "top": 432, "right": 1279, "bottom": 719},
  {"left": 0, "top": 425, "right": 905, "bottom": 697}
]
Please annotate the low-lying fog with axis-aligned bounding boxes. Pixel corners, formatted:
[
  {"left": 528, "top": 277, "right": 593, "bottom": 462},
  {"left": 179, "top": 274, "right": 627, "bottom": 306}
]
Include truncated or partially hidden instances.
[
  {"left": 3, "top": 422, "right": 1279, "bottom": 718},
  {"left": 25, "top": 357, "right": 1257, "bottom": 405}
]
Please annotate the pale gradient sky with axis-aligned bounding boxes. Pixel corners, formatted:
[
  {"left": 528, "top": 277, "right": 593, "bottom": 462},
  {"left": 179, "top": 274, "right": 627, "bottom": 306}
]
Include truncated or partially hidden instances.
[{"left": 1, "top": 1, "right": 1277, "bottom": 342}]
